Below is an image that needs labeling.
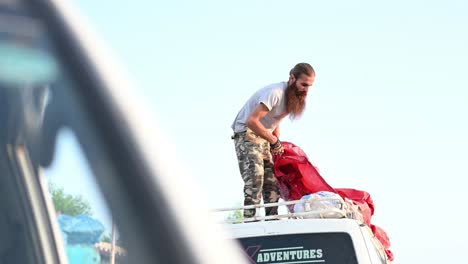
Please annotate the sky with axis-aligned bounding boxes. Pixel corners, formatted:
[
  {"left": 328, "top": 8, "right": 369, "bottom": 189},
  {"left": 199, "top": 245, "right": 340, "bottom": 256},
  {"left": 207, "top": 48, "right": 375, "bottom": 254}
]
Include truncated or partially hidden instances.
[{"left": 49, "top": 0, "right": 468, "bottom": 262}]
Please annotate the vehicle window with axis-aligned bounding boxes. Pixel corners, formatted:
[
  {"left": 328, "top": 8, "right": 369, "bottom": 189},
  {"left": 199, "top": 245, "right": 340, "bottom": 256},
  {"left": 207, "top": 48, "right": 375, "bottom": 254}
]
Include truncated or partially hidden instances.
[
  {"left": 41, "top": 129, "right": 126, "bottom": 264},
  {"left": 1, "top": 1, "right": 59, "bottom": 263},
  {"left": 2, "top": 0, "right": 249, "bottom": 263},
  {"left": 238, "top": 233, "right": 358, "bottom": 264}
]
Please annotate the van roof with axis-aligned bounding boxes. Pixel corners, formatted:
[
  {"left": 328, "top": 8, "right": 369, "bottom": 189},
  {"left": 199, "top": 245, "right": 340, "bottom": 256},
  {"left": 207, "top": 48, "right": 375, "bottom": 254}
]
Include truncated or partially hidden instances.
[{"left": 224, "top": 218, "right": 365, "bottom": 239}]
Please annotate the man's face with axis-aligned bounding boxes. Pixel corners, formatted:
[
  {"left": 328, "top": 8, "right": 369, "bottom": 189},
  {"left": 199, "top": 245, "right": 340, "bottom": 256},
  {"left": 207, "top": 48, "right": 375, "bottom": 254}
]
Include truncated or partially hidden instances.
[
  {"left": 286, "top": 73, "right": 315, "bottom": 119},
  {"left": 294, "top": 73, "right": 315, "bottom": 97}
]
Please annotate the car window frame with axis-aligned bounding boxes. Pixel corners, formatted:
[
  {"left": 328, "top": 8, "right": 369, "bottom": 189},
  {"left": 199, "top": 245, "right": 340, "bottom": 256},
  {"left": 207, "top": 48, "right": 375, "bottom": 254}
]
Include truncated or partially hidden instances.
[{"left": 23, "top": 0, "right": 247, "bottom": 263}]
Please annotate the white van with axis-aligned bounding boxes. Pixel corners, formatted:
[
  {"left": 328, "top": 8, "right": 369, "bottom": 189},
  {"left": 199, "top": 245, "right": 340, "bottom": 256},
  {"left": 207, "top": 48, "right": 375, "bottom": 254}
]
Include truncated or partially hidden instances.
[{"left": 219, "top": 196, "right": 391, "bottom": 264}]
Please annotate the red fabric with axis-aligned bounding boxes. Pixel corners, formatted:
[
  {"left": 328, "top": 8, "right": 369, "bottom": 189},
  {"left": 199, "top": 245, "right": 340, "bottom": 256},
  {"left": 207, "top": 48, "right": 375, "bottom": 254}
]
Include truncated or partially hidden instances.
[
  {"left": 273, "top": 142, "right": 394, "bottom": 261},
  {"left": 335, "top": 188, "right": 374, "bottom": 225},
  {"left": 273, "top": 142, "right": 335, "bottom": 201},
  {"left": 371, "top": 224, "right": 394, "bottom": 261}
]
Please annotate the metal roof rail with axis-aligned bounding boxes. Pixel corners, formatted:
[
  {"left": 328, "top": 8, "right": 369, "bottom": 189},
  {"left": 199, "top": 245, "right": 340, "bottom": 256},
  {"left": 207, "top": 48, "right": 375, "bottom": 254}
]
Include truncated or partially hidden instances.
[{"left": 216, "top": 196, "right": 360, "bottom": 224}]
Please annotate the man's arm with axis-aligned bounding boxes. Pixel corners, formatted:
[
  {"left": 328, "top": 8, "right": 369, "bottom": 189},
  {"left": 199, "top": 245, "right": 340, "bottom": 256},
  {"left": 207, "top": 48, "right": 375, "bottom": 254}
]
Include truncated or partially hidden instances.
[
  {"left": 272, "top": 126, "right": 280, "bottom": 139},
  {"left": 246, "top": 103, "right": 278, "bottom": 144}
]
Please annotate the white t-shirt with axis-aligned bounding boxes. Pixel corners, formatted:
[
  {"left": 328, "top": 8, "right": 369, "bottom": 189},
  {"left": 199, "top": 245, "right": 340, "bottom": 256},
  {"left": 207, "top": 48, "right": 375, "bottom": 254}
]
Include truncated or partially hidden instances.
[{"left": 231, "top": 82, "right": 289, "bottom": 133}]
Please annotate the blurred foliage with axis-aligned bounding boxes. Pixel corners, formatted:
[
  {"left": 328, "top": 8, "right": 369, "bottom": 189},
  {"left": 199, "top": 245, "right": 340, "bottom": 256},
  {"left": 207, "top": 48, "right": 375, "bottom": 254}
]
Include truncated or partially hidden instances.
[
  {"left": 101, "top": 233, "right": 112, "bottom": 243},
  {"left": 48, "top": 182, "right": 92, "bottom": 216}
]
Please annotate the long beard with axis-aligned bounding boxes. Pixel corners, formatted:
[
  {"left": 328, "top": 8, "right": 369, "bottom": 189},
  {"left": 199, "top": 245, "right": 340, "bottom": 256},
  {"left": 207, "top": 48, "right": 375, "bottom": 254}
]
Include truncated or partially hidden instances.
[{"left": 286, "top": 83, "right": 307, "bottom": 120}]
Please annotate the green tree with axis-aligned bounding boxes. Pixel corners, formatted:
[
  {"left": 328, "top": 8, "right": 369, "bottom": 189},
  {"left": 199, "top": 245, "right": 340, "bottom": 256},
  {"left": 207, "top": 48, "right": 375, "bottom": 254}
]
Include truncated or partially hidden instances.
[{"left": 48, "top": 183, "right": 92, "bottom": 216}]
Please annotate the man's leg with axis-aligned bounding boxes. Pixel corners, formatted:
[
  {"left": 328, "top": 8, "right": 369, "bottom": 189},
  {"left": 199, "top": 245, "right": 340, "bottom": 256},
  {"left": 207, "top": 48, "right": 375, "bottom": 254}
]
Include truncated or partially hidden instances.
[
  {"left": 262, "top": 142, "right": 280, "bottom": 216},
  {"left": 234, "top": 133, "right": 264, "bottom": 218}
]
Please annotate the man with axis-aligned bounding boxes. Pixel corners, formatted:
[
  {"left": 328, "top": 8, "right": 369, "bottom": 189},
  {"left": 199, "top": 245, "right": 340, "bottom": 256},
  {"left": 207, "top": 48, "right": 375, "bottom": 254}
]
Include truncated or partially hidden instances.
[{"left": 231, "top": 63, "right": 315, "bottom": 219}]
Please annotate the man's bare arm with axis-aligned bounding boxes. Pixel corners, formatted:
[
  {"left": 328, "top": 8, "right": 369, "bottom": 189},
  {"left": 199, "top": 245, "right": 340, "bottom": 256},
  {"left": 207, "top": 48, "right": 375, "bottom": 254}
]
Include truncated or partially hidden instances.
[
  {"left": 246, "top": 103, "right": 278, "bottom": 144},
  {"left": 273, "top": 126, "right": 280, "bottom": 139}
]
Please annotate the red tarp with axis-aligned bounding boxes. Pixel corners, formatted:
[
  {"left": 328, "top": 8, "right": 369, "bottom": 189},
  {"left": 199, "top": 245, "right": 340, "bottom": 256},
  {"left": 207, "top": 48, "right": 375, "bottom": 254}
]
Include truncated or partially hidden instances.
[{"left": 273, "top": 142, "right": 394, "bottom": 261}]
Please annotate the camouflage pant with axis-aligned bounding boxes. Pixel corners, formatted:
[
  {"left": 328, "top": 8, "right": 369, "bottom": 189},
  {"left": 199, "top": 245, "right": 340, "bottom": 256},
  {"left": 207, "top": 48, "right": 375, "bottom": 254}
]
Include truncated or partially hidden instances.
[{"left": 233, "top": 128, "right": 280, "bottom": 218}]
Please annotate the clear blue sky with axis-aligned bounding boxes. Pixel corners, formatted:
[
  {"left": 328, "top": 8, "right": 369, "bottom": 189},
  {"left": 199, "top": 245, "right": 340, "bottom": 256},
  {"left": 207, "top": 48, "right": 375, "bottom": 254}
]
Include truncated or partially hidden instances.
[{"left": 57, "top": 0, "right": 468, "bottom": 262}]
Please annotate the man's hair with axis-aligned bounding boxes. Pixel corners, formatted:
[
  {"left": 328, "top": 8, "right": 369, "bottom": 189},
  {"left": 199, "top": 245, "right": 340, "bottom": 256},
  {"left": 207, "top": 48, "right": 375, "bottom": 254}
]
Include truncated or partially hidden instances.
[{"left": 290, "top": 63, "right": 315, "bottom": 78}]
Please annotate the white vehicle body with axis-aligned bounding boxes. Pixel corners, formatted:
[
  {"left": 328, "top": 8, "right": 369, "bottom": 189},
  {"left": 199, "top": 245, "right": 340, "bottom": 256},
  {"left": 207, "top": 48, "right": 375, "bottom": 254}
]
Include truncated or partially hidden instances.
[{"left": 220, "top": 197, "right": 390, "bottom": 264}]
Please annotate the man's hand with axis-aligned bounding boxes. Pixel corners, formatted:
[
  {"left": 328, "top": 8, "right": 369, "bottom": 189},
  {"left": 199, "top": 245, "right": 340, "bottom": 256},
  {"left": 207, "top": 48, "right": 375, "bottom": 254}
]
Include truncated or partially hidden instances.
[{"left": 270, "top": 139, "right": 284, "bottom": 156}]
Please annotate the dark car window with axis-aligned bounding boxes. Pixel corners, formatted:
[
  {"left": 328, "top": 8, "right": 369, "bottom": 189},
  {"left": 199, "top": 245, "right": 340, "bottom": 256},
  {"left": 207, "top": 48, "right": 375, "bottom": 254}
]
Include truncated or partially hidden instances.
[{"left": 0, "top": 1, "right": 61, "bottom": 263}]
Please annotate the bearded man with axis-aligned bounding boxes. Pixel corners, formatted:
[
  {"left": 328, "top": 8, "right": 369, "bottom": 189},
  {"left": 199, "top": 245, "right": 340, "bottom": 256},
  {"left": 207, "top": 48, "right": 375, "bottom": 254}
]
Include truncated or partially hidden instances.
[{"left": 231, "top": 62, "right": 315, "bottom": 219}]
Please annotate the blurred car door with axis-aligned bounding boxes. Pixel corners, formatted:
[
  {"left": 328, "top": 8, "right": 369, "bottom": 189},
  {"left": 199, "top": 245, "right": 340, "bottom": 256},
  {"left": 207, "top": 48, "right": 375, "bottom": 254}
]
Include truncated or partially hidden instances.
[{"left": 0, "top": 0, "right": 246, "bottom": 263}]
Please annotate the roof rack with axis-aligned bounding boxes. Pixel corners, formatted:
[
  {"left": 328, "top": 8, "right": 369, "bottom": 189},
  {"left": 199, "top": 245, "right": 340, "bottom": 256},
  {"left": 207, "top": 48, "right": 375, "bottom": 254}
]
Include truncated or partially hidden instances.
[{"left": 216, "top": 196, "right": 363, "bottom": 223}]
